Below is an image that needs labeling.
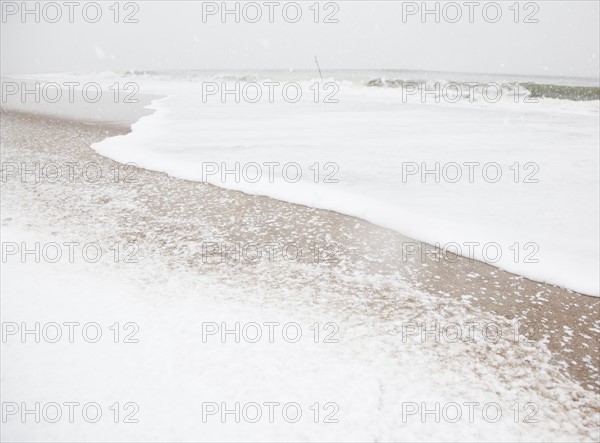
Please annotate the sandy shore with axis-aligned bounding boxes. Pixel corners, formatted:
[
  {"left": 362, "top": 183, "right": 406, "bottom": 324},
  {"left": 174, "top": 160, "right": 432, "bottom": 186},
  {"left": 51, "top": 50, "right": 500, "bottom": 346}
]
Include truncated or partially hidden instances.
[
  {"left": 1, "top": 110, "right": 598, "bottom": 440},
  {"left": 3, "top": 109, "right": 598, "bottom": 389}
]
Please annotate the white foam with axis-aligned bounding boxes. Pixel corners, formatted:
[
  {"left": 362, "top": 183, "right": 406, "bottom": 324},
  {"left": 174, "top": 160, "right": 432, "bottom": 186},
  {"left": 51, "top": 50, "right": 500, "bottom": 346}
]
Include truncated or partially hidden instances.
[{"left": 23, "top": 73, "right": 599, "bottom": 295}]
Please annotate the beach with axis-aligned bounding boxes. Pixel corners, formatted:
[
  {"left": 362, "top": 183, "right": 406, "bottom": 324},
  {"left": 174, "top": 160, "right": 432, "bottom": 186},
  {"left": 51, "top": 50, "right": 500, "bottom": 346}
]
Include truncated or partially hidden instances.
[
  {"left": 1, "top": 108, "right": 598, "bottom": 441},
  {"left": 2, "top": 1, "right": 600, "bottom": 440}
]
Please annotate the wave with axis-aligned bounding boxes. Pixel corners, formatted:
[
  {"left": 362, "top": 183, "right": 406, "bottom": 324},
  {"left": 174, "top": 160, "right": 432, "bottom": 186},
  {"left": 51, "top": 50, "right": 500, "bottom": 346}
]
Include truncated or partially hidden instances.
[
  {"left": 90, "top": 84, "right": 600, "bottom": 296},
  {"left": 123, "top": 70, "right": 262, "bottom": 83},
  {"left": 117, "top": 70, "right": 600, "bottom": 102},
  {"left": 520, "top": 82, "right": 600, "bottom": 101},
  {"left": 366, "top": 78, "right": 600, "bottom": 101},
  {"left": 366, "top": 78, "right": 427, "bottom": 87}
]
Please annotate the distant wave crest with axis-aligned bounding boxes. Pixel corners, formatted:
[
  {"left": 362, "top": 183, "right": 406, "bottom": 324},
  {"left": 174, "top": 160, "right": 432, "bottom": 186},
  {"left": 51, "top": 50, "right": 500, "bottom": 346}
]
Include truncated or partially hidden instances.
[
  {"left": 366, "top": 78, "right": 600, "bottom": 101},
  {"left": 520, "top": 82, "right": 600, "bottom": 101}
]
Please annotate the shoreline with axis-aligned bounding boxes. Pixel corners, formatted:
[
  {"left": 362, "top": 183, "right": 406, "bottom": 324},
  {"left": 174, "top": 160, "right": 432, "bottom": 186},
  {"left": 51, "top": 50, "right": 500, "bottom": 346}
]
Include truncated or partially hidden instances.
[
  {"left": 1, "top": 109, "right": 598, "bottom": 397},
  {"left": 2, "top": 76, "right": 598, "bottom": 297},
  {"left": 3, "top": 106, "right": 597, "bottom": 294}
]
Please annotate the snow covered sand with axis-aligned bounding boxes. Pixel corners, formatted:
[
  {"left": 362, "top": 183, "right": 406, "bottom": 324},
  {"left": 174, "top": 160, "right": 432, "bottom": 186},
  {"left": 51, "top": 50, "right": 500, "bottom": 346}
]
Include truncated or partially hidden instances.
[{"left": 1, "top": 111, "right": 599, "bottom": 441}]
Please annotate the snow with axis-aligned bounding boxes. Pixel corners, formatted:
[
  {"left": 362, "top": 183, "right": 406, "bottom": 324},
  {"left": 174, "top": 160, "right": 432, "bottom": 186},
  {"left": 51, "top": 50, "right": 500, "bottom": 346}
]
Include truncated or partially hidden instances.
[{"left": 1, "top": 225, "right": 598, "bottom": 441}]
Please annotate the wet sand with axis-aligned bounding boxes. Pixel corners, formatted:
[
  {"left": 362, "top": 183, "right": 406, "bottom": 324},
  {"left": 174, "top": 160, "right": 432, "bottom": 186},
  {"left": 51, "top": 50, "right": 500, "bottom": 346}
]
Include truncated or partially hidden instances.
[{"left": 1, "top": 109, "right": 598, "bottom": 398}]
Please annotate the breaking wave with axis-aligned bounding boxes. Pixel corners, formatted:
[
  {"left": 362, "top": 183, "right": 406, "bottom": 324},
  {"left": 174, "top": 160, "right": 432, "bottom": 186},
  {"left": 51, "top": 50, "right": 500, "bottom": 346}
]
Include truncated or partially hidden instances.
[{"left": 366, "top": 78, "right": 600, "bottom": 101}]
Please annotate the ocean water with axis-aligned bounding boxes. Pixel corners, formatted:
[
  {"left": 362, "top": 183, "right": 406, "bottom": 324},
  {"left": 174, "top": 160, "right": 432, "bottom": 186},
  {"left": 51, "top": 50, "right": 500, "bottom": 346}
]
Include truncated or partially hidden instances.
[{"left": 6, "top": 70, "right": 600, "bottom": 295}]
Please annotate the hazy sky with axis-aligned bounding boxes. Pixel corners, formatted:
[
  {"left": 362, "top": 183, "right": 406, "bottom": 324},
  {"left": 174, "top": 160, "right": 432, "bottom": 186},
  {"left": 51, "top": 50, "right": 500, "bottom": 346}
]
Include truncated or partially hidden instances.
[{"left": 1, "top": 1, "right": 599, "bottom": 78}]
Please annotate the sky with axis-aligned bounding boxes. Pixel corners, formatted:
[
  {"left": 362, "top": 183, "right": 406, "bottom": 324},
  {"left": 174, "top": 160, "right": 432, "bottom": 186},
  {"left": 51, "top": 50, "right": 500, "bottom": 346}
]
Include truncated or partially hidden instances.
[{"left": 1, "top": 1, "right": 599, "bottom": 78}]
